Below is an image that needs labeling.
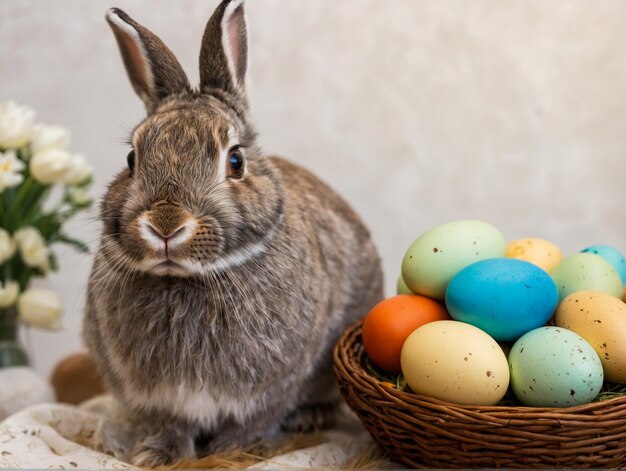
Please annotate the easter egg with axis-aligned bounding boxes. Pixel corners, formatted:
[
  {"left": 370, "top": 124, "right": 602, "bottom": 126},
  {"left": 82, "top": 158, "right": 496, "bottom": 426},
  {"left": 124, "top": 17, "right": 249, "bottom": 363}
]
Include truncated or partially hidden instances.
[
  {"left": 508, "top": 327, "right": 603, "bottom": 407},
  {"left": 445, "top": 258, "right": 558, "bottom": 342},
  {"left": 551, "top": 253, "right": 623, "bottom": 302},
  {"left": 506, "top": 237, "right": 563, "bottom": 272},
  {"left": 396, "top": 274, "right": 413, "bottom": 295},
  {"left": 555, "top": 291, "right": 626, "bottom": 382},
  {"left": 402, "top": 220, "right": 506, "bottom": 301},
  {"left": 362, "top": 295, "right": 450, "bottom": 374},
  {"left": 401, "top": 320, "right": 509, "bottom": 405},
  {"left": 581, "top": 245, "right": 626, "bottom": 284}
]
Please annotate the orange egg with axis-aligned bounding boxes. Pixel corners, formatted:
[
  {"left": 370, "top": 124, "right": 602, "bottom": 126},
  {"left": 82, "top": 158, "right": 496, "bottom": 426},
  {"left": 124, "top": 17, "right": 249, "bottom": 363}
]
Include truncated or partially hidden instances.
[{"left": 362, "top": 294, "right": 450, "bottom": 374}]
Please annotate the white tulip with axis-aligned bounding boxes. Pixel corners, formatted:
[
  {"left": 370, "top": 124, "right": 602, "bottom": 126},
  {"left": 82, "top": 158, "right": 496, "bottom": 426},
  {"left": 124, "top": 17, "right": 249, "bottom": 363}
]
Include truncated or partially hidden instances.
[
  {"left": 18, "top": 289, "right": 62, "bottom": 330},
  {"left": 30, "top": 148, "right": 72, "bottom": 185},
  {"left": 0, "top": 149, "right": 25, "bottom": 192},
  {"left": 68, "top": 186, "right": 91, "bottom": 206},
  {"left": 0, "top": 281, "right": 19, "bottom": 308},
  {"left": 0, "top": 228, "right": 16, "bottom": 264},
  {"left": 63, "top": 153, "right": 92, "bottom": 185},
  {"left": 0, "top": 101, "right": 36, "bottom": 149},
  {"left": 31, "top": 124, "right": 70, "bottom": 154},
  {"left": 14, "top": 227, "right": 50, "bottom": 272}
]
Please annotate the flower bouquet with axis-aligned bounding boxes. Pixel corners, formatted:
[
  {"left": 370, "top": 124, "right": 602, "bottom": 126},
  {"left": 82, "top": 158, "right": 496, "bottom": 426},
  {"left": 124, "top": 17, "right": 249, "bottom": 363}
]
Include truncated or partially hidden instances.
[{"left": 0, "top": 100, "right": 93, "bottom": 367}]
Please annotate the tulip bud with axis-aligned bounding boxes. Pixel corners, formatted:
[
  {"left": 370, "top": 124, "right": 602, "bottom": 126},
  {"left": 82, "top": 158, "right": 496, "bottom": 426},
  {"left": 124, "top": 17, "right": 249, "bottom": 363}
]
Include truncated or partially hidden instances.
[
  {"left": 31, "top": 124, "right": 70, "bottom": 154},
  {"left": 30, "top": 148, "right": 72, "bottom": 185},
  {"left": 18, "top": 289, "right": 63, "bottom": 330},
  {"left": 0, "top": 228, "right": 16, "bottom": 264},
  {"left": 0, "top": 100, "right": 35, "bottom": 149},
  {"left": 0, "top": 281, "right": 19, "bottom": 308},
  {"left": 14, "top": 227, "right": 50, "bottom": 272}
]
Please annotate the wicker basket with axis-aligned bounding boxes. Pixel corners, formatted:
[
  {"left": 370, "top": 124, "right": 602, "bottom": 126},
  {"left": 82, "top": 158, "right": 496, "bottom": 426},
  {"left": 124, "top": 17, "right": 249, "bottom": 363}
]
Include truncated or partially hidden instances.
[{"left": 332, "top": 321, "right": 626, "bottom": 468}]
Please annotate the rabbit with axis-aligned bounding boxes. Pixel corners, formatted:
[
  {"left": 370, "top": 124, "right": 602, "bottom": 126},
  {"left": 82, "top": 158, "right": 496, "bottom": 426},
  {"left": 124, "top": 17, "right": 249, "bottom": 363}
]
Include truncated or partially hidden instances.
[{"left": 83, "top": 0, "right": 384, "bottom": 467}]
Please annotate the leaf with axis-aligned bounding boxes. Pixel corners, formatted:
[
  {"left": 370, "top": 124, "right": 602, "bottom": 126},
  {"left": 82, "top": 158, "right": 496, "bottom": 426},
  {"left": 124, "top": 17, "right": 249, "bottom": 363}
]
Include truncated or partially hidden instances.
[
  {"left": 31, "top": 213, "right": 61, "bottom": 241},
  {"left": 56, "top": 234, "right": 90, "bottom": 253},
  {"left": 47, "top": 253, "right": 59, "bottom": 272},
  {"left": 75, "top": 175, "right": 93, "bottom": 188}
]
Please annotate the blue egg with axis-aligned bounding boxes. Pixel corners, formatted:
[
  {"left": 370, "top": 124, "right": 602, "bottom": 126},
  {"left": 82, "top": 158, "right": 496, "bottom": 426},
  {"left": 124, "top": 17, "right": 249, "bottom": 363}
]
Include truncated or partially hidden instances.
[
  {"left": 581, "top": 245, "right": 626, "bottom": 284},
  {"left": 445, "top": 258, "right": 558, "bottom": 342}
]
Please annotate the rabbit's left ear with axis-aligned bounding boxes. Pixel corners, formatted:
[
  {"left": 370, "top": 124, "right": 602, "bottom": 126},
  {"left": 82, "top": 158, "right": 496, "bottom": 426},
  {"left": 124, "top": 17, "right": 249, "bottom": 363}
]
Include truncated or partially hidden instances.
[
  {"left": 106, "top": 8, "right": 191, "bottom": 113},
  {"left": 199, "top": 0, "right": 249, "bottom": 100}
]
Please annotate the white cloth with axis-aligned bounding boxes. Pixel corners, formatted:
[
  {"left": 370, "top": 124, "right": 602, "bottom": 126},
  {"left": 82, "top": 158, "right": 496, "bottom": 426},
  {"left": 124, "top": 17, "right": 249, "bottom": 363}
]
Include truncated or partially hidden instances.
[
  {"left": 0, "top": 366, "right": 55, "bottom": 421},
  {"left": 0, "top": 401, "right": 135, "bottom": 469},
  {"left": 0, "top": 395, "right": 391, "bottom": 469}
]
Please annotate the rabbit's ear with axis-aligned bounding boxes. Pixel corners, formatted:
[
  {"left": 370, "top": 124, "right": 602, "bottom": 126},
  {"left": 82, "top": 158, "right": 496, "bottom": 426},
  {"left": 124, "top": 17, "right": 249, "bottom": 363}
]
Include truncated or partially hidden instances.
[
  {"left": 106, "top": 8, "right": 191, "bottom": 113},
  {"left": 199, "top": 0, "right": 249, "bottom": 99}
]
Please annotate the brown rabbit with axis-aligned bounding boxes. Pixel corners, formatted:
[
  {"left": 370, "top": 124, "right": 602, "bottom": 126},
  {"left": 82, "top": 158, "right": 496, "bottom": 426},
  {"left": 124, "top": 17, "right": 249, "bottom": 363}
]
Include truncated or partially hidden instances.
[{"left": 84, "top": 0, "right": 383, "bottom": 466}]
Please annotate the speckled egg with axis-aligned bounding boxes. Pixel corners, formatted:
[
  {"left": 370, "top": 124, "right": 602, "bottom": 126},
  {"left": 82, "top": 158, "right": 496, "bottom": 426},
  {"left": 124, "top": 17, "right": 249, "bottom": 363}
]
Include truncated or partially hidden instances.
[
  {"left": 396, "top": 274, "right": 413, "bottom": 295},
  {"left": 402, "top": 220, "right": 506, "bottom": 301},
  {"left": 445, "top": 258, "right": 558, "bottom": 342},
  {"left": 508, "top": 327, "right": 603, "bottom": 407},
  {"left": 555, "top": 291, "right": 626, "bottom": 382},
  {"left": 506, "top": 237, "right": 563, "bottom": 272},
  {"left": 551, "top": 253, "right": 623, "bottom": 302},
  {"left": 400, "top": 320, "right": 509, "bottom": 406},
  {"left": 581, "top": 245, "right": 626, "bottom": 284}
]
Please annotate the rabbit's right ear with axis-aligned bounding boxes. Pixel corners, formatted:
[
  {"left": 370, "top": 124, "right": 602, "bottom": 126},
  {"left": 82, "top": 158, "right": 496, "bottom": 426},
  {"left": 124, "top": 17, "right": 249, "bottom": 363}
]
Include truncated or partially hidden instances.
[
  {"left": 106, "top": 8, "right": 190, "bottom": 113},
  {"left": 199, "top": 0, "right": 249, "bottom": 100}
]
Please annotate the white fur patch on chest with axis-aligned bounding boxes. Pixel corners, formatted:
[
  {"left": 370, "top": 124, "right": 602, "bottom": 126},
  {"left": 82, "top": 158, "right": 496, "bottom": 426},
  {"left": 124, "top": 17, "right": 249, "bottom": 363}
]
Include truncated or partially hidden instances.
[
  {"left": 128, "top": 382, "right": 259, "bottom": 429},
  {"left": 98, "top": 302, "right": 264, "bottom": 430}
]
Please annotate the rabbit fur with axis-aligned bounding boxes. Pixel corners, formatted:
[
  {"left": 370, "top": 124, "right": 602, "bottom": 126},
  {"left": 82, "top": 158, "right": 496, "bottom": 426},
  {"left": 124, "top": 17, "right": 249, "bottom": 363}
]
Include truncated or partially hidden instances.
[{"left": 84, "top": 0, "right": 383, "bottom": 466}]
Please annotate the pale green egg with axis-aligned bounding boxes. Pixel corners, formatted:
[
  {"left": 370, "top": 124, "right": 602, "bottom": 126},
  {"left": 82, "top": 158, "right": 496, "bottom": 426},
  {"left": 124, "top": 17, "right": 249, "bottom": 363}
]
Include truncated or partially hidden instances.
[
  {"left": 550, "top": 253, "right": 623, "bottom": 302},
  {"left": 396, "top": 274, "right": 413, "bottom": 295},
  {"left": 508, "top": 327, "right": 603, "bottom": 407},
  {"left": 401, "top": 220, "right": 506, "bottom": 301}
]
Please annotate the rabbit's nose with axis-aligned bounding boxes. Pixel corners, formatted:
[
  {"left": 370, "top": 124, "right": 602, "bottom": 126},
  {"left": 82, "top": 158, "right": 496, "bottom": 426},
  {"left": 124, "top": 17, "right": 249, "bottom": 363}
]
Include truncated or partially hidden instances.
[
  {"left": 140, "top": 216, "right": 195, "bottom": 251},
  {"left": 146, "top": 222, "right": 185, "bottom": 242}
]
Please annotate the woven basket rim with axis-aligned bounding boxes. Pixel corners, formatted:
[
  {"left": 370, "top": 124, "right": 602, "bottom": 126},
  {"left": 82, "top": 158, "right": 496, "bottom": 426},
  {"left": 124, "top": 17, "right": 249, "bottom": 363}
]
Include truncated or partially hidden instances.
[{"left": 333, "top": 320, "right": 626, "bottom": 415}]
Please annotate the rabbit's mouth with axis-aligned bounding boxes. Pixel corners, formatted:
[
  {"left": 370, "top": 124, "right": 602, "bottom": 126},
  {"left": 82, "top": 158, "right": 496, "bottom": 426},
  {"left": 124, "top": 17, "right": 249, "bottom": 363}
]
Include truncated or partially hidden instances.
[{"left": 148, "top": 258, "right": 189, "bottom": 277}]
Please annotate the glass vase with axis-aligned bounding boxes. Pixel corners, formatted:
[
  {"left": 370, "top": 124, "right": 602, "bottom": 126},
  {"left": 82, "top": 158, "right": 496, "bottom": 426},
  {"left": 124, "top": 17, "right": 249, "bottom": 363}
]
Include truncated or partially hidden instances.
[{"left": 0, "top": 307, "right": 29, "bottom": 368}]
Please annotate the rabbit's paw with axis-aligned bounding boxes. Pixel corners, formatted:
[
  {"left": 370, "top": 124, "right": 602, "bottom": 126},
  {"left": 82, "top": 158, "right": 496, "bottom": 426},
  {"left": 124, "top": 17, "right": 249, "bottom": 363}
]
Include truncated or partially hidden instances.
[
  {"left": 280, "top": 402, "right": 339, "bottom": 433},
  {"left": 130, "top": 430, "right": 194, "bottom": 468}
]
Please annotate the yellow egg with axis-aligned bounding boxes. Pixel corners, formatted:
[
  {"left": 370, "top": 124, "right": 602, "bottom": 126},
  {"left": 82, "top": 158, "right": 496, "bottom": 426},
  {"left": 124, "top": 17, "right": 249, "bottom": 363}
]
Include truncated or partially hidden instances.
[
  {"left": 400, "top": 320, "right": 509, "bottom": 405},
  {"left": 555, "top": 291, "right": 626, "bottom": 382},
  {"left": 506, "top": 237, "right": 563, "bottom": 272}
]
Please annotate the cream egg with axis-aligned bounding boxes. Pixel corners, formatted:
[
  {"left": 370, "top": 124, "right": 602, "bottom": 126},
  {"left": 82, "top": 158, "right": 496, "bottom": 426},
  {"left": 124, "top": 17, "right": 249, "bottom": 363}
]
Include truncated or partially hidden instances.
[{"left": 400, "top": 320, "right": 509, "bottom": 405}]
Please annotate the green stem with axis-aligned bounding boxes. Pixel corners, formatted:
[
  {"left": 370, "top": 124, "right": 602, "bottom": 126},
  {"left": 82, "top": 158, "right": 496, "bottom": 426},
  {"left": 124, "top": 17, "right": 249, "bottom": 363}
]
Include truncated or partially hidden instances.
[
  {"left": 0, "top": 308, "right": 18, "bottom": 341},
  {"left": 2, "top": 261, "right": 10, "bottom": 285},
  {"left": 17, "top": 269, "right": 31, "bottom": 291},
  {"left": 10, "top": 175, "right": 34, "bottom": 223},
  {"left": 22, "top": 186, "right": 50, "bottom": 225},
  {"left": 2, "top": 188, "right": 15, "bottom": 229},
  {"left": 18, "top": 146, "right": 31, "bottom": 162}
]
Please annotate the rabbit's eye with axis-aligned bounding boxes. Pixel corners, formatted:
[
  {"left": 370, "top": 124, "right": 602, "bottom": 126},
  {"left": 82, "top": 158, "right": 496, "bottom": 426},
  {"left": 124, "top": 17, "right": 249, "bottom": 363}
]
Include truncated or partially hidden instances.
[
  {"left": 127, "top": 149, "right": 136, "bottom": 174},
  {"left": 226, "top": 147, "right": 245, "bottom": 179}
]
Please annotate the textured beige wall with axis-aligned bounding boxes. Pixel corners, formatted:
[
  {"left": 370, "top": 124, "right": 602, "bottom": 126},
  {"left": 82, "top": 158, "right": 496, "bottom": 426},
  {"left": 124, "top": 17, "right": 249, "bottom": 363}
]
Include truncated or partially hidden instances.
[{"left": 1, "top": 0, "right": 625, "bottom": 378}]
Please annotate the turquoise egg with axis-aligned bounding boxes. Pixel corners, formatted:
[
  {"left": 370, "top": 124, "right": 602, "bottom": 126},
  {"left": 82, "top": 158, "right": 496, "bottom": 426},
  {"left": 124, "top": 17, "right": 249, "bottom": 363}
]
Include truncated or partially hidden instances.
[
  {"left": 581, "top": 245, "right": 626, "bottom": 284},
  {"left": 445, "top": 258, "right": 558, "bottom": 342},
  {"left": 508, "top": 327, "right": 603, "bottom": 407}
]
